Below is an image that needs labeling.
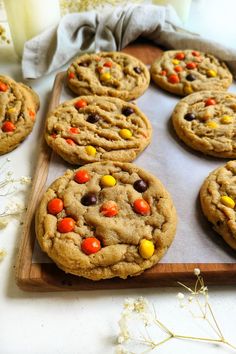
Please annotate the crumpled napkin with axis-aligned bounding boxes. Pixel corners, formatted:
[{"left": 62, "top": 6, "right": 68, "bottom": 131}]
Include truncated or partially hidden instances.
[{"left": 22, "top": 4, "right": 236, "bottom": 79}]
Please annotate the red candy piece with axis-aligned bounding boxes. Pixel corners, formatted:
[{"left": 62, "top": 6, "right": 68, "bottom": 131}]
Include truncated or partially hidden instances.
[
  {"left": 74, "top": 99, "right": 87, "bottom": 109},
  {"left": 168, "top": 75, "right": 180, "bottom": 84},
  {"left": 175, "top": 52, "right": 185, "bottom": 60},
  {"left": 186, "top": 62, "right": 197, "bottom": 69},
  {"left": 51, "top": 133, "right": 57, "bottom": 139},
  {"left": 28, "top": 109, "right": 35, "bottom": 120},
  {"left": 68, "top": 72, "right": 75, "bottom": 79},
  {"left": 205, "top": 98, "right": 216, "bottom": 106},
  {"left": 47, "top": 198, "right": 64, "bottom": 215},
  {"left": 100, "top": 201, "right": 118, "bottom": 217},
  {"left": 192, "top": 51, "right": 200, "bottom": 57},
  {"left": 0, "top": 81, "right": 8, "bottom": 92},
  {"left": 174, "top": 66, "right": 183, "bottom": 73},
  {"left": 81, "top": 237, "right": 101, "bottom": 255},
  {"left": 160, "top": 70, "right": 167, "bottom": 76},
  {"left": 133, "top": 198, "right": 150, "bottom": 215},
  {"left": 66, "top": 138, "right": 75, "bottom": 145},
  {"left": 2, "top": 121, "right": 16, "bottom": 132},
  {"left": 103, "top": 61, "right": 113, "bottom": 68},
  {"left": 57, "top": 217, "right": 75, "bottom": 233},
  {"left": 74, "top": 170, "right": 90, "bottom": 184},
  {"left": 70, "top": 127, "right": 79, "bottom": 134}
]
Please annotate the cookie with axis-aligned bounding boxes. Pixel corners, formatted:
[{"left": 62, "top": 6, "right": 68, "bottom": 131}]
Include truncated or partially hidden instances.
[
  {"left": 172, "top": 91, "right": 236, "bottom": 158},
  {"left": 67, "top": 52, "right": 150, "bottom": 101},
  {"left": 200, "top": 161, "right": 236, "bottom": 250},
  {"left": 35, "top": 161, "right": 177, "bottom": 280},
  {"left": 45, "top": 95, "right": 152, "bottom": 165},
  {"left": 0, "top": 75, "right": 40, "bottom": 154},
  {"left": 151, "top": 50, "right": 232, "bottom": 96}
]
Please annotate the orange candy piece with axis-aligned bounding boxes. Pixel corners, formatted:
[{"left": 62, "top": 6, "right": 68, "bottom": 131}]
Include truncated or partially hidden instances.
[
  {"left": 68, "top": 72, "right": 75, "bottom": 79},
  {"left": 100, "top": 201, "right": 118, "bottom": 217},
  {"left": 47, "top": 198, "right": 64, "bottom": 215},
  {"left": 103, "top": 61, "right": 113, "bottom": 68},
  {"left": 186, "top": 62, "right": 197, "bottom": 69},
  {"left": 70, "top": 127, "right": 79, "bottom": 134},
  {"left": 168, "top": 75, "right": 180, "bottom": 84},
  {"left": 57, "top": 217, "right": 75, "bottom": 233},
  {"left": 74, "top": 170, "right": 90, "bottom": 184},
  {"left": 175, "top": 52, "right": 185, "bottom": 60},
  {"left": 174, "top": 66, "right": 183, "bottom": 73},
  {"left": 66, "top": 138, "right": 75, "bottom": 145},
  {"left": 133, "top": 198, "right": 150, "bottom": 215},
  {"left": 160, "top": 70, "right": 167, "bottom": 76},
  {"left": 192, "top": 50, "right": 200, "bottom": 57},
  {"left": 74, "top": 99, "right": 87, "bottom": 110},
  {"left": 205, "top": 98, "right": 216, "bottom": 106},
  {"left": 81, "top": 237, "right": 101, "bottom": 255},
  {"left": 2, "top": 121, "right": 16, "bottom": 132},
  {"left": 0, "top": 81, "right": 8, "bottom": 92}
]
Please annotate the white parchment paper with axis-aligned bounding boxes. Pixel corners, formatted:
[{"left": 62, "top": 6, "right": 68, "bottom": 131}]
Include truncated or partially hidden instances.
[{"left": 33, "top": 78, "right": 236, "bottom": 264}]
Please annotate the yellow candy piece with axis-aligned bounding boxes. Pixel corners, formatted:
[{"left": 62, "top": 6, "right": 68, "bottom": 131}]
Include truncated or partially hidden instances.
[
  {"left": 207, "top": 69, "right": 217, "bottom": 78},
  {"left": 220, "top": 195, "right": 235, "bottom": 209},
  {"left": 183, "top": 85, "right": 193, "bottom": 95},
  {"left": 85, "top": 145, "right": 96, "bottom": 156},
  {"left": 101, "top": 175, "right": 116, "bottom": 187},
  {"left": 100, "top": 72, "right": 111, "bottom": 81},
  {"left": 139, "top": 239, "right": 155, "bottom": 259},
  {"left": 206, "top": 121, "right": 218, "bottom": 129},
  {"left": 7, "top": 108, "right": 16, "bottom": 114},
  {"left": 220, "top": 115, "right": 233, "bottom": 124},
  {"left": 172, "top": 59, "right": 180, "bottom": 65},
  {"left": 119, "top": 128, "right": 132, "bottom": 139}
]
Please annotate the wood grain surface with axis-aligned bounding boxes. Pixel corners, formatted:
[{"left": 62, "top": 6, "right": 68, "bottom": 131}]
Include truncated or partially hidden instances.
[{"left": 16, "top": 43, "right": 236, "bottom": 292}]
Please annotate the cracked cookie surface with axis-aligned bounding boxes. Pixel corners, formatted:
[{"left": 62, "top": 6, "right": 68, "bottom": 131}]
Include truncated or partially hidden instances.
[
  {"left": 35, "top": 161, "right": 177, "bottom": 280},
  {"left": 0, "top": 75, "right": 40, "bottom": 154},
  {"left": 151, "top": 50, "right": 232, "bottom": 96},
  {"left": 172, "top": 91, "right": 236, "bottom": 158},
  {"left": 67, "top": 52, "right": 150, "bottom": 101},
  {"left": 45, "top": 95, "right": 152, "bottom": 165},
  {"left": 200, "top": 161, "right": 236, "bottom": 249}
]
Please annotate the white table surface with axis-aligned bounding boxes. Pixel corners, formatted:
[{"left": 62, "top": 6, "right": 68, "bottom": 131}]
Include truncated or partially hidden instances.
[{"left": 1, "top": 1, "right": 236, "bottom": 353}]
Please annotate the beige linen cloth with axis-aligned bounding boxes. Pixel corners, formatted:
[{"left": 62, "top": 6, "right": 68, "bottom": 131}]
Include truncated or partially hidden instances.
[{"left": 22, "top": 4, "right": 236, "bottom": 79}]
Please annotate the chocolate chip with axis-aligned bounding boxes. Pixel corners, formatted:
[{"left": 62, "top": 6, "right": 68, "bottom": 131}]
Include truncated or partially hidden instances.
[
  {"left": 184, "top": 113, "right": 196, "bottom": 121},
  {"left": 186, "top": 74, "right": 196, "bottom": 81},
  {"left": 122, "top": 107, "right": 134, "bottom": 116},
  {"left": 133, "top": 179, "right": 148, "bottom": 193},
  {"left": 81, "top": 193, "right": 97, "bottom": 206},
  {"left": 134, "top": 67, "right": 141, "bottom": 74},
  {"left": 87, "top": 113, "right": 100, "bottom": 123}
]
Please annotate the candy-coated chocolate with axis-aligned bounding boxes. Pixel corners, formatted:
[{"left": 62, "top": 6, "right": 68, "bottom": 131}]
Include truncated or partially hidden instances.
[
  {"left": 81, "top": 237, "right": 101, "bottom": 255},
  {"left": 47, "top": 198, "right": 64, "bottom": 215},
  {"left": 87, "top": 113, "right": 101, "bottom": 123},
  {"left": 205, "top": 98, "right": 216, "bottom": 106},
  {"left": 74, "top": 170, "right": 90, "bottom": 184},
  {"left": 184, "top": 113, "right": 196, "bottom": 121},
  {"left": 2, "top": 121, "right": 16, "bottom": 132},
  {"left": 186, "top": 62, "right": 197, "bottom": 69},
  {"left": 221, "top": 115, "right": 233, "bottom": 124},
  {"left": 7, "top": 108, "right": 16, "bottom": 114},
  {"left": 122, "top": 107, "right": 134, "bottom": 116},
  {"left": 75, "top": 99, "right": 87, "bottom": 109},
  {"left": 207, "top": 69, "right": 217, "bottom": 78},
  {"left": 186, "top": 74, "right": 196, "bottom": 81},
  {"left": 206, "top": 121, "right": 218, "bottom": 129},
  {"left": 0, "top": 81, "right": 8, "bottom": 92},
  {"left": 70, "top": 127, "right": 80, "bottom": 134},
  {"left": 134, "top": 67, "right": 141, "bottom": 74},
  {"left": 85, "top": 145, "right": 96, "bottom": 156},
  {"left": 81, "top": 193, "right": 97, "bottom": 206},
  {"left": 220, "top": 195, "right": 235, "bottom": 209},
  {"left": 101, "top": 175, "right": 116, "bottom": 187},
  {"left": 100, "top": 72, "right": 111, "bottom": 81},
  {"left": 133, "top": 198, "right": 150, "bottom": 215},
  {"left": 66, "top": 138, "right": 75, "bottom": 145},
  {"left": 139, "top": 239, "right": 154, "bottom": 259},
  {"left": 79, "top": 62, "right": 88, "bottom": 67},
  {"left": 183, "top": 84, "right": 193, "bottom": 94},
  {"left": 172, "top": 59, "right": 180, "bottom": 65},
  {"left": 119, "top": 128, "right": 132, "bottom": 139},
  {"left": 100, "top": 200, "right": 118, "bottom": 217},
  {"left": 104, "top": 61, "right": 113, "bottom": 67},
  {"left": 68, "top": 72, "right": 75, "bottom": 79},
  {"left": 57, "top": 217, "right": 75, "bottom": 233},
  {"left": 175, "top": 52, "right": 185, "bottom": 60},
  {"left": 192, "top": 50, "right": 200, "bottom": 57},
  {"left": 168, "top": 74, "right": 180, "bottom": 84},
  {"left": 133, "top": 179, "right": 148, "bottom": 193},
  {"left": 160, "top": 70, "right": 167, "bottom": 76},
  {"left": 174, "top": 66, "right": 183, "bottom": 73}
]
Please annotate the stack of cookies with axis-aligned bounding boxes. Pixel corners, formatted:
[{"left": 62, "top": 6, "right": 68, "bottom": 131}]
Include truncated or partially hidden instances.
[{"left": 36, "top": 52, "right": 177, "bottom": 280}]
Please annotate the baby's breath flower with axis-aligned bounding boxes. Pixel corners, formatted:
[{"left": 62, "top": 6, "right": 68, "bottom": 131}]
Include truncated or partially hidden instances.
[
  {"left": 177, "top": 292, "right": 185, "bottom": 300},
  {"left": 194, "top": 268, "right": 201, "bottom": 276},
  {"left": 20, "top": 176, "right": 32, "bottom": 185},
  {"left": 0, "top": 249, "right": 7, "bottom": 261},
  {"left": 133, "top": 296, "right": 148, "bottom": 313}
]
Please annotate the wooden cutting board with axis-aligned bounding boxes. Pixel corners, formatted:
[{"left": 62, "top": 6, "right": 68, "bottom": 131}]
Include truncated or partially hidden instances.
[{"left": 16, "top": 42, "right": 236, "bottom": 291}]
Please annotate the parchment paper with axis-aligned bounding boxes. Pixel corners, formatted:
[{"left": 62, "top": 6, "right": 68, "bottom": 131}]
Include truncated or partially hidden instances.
[{"left": 33, "top": 78, "right": 236, "bottom": 264}]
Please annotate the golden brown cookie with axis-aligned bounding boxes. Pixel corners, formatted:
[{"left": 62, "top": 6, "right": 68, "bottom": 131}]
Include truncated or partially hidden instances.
[
  {"left": 172, "top": 91, "right": 236, "bottom": 158},
  {"left": 67, "top": 52, "right": 150, "bottom": 101},
  {"left": 151, "top": 50, "right": 232, "bottom": 96},
  {"left": 35, "top": 161, "right": 177, "bottom": 280},
  {"left": 0, "top": 75, "right": 39, "bottom": 154},
  {"left": 45, "top": 95, "right": 152, "bottom": 165},
  {"left": 200, "top": 161, "right": 236, "bottom": 250}
]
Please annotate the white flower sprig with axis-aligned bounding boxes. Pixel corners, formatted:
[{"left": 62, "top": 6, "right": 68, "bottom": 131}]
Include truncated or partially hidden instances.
[
  {"left": 60, "top": 0, "right": 142, "bottom": 14},
  {"left": 116, "top": 269, "right": 236, "bottom": 353}
]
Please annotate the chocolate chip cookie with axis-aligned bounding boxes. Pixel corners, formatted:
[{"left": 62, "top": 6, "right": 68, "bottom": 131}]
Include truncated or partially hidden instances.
[
  {"left": 67, "top": 52, "right": 150, "bottom": 101},
  {"left": 200, "top": 160, "right": 236, "bottom": 249},
  {"left": 45, "top": 95, "right": 152, "bottom": 165},
  {"left": 0, "top": 75, "right": 40, "bottom": 154},
  {"left": 172, "top": 91, "right": 236, "bottom": 158},
  {"left": 35, "top": 161, "right": 177, "bottom": 280},
  {"left": 151, "top": 50, "right": 232, "bottom": 96}
]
